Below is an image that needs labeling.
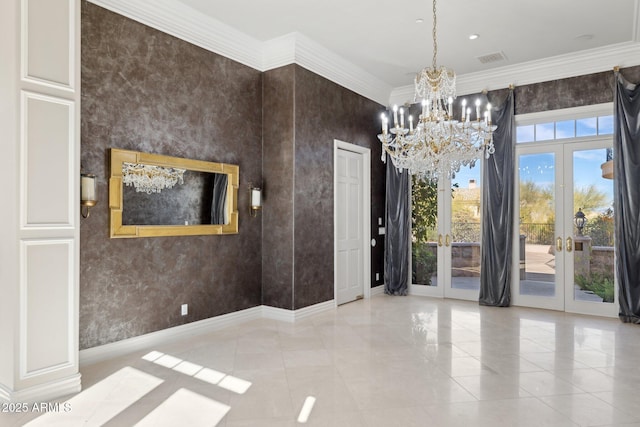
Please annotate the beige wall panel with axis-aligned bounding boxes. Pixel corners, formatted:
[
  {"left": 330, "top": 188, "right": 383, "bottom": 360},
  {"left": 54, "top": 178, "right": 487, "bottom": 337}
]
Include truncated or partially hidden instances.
[
  {"left": 22, "top": 92, "right": 73, "bottom": 226},
  {"left": 21, "top": 240, "right": 73, "bottom": 377},
  {"left": 23, "top": 0, "right": 73, "bottom": 88}
]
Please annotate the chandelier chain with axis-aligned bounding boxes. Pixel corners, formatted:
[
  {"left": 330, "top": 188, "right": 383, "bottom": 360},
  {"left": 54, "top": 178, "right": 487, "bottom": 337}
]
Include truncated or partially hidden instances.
[
  {"left": 432, "top": 0, "right": 437, "bottom": 69},
  {"left": 376, "top": 0, "right": 496, "bottom": 183}
]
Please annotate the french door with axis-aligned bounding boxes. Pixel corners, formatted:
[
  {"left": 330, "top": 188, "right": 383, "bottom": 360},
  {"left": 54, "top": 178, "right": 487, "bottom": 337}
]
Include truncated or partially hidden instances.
[
  {"left": 513, "top": 138, "right": 617, "bottom": 317},
  {"left": 411, "top": 163, "right": 482, "bottom": 301}
]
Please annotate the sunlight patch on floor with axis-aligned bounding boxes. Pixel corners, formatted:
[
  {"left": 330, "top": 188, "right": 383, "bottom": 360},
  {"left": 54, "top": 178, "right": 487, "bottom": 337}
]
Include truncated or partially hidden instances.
[
  {"left": 296, "top": 396, "right": 317, "bottom": 423},
  {"left": 142, "top": 350, "right": 252, "bottom": 394},
  {"left": 134, "top": 388, "right": 230, "bottom": 427},
  {"left": 25, "top": 367, "right": 163, "bottom": 426}
]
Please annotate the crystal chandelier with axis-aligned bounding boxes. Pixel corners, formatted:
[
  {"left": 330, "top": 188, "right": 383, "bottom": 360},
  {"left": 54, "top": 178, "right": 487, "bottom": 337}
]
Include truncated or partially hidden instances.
[
  {"left": 122, "top": 162, "right": 186, "bottom": 194},
  {"left": 378, "top": 0, "right": 496, "bottom": 182}
]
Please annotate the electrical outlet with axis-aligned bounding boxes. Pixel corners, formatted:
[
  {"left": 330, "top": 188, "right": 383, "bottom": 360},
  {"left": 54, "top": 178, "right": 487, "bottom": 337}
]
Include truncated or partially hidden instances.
[
  {"left": 181, "top": 304, "right": 188, "bottom": 316},
  {"left": 376, "top": 273, "right": 380, "bottom": 281}
]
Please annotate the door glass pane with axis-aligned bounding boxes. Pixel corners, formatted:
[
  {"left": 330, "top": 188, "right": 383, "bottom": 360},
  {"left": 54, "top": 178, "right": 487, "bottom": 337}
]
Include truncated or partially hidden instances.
[
  {"left": 451, "top": 163, "right": 481, "bottom": 290},
  {"left": 518, "top": 153, "right": 556, "bottom": 297},
  {"left": 572, "top": 148, "right": 614, "bottom": 303},
  {"left": 412, "top": 176, "right": 438, "bottom": 286}
]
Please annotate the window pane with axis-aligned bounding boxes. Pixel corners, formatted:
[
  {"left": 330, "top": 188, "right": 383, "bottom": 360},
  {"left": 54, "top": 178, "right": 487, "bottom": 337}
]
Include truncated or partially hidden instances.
[
  {"left": 518, "top": 152, "right": 556, "bottom": 298},
  {"left": 555, "top": 120, "right": 575, "bottom": 139},
  {"left": 576, "top": 117, "right": 597, "bottom": 137},
  {"left": 572, "top": 148, "right": 614, "bottom": 304},
  {"left": 451, "top": 163, "right": 481, "bottom": 291},
  {"left": 535, "top": 123, "right": 554, "bottom": 141},
  {"left": 412, "top": 176, "right": 438, "bottom": 286},
  {"left": 598, "top": 115, "right": 614, "bottom": 135},
  {"left": 517, "top": 125, "right": 534, "bottom": 143}
]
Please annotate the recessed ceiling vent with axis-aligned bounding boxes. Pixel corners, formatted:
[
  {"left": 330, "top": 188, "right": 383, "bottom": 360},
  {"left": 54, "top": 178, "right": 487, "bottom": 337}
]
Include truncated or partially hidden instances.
[{"left": 476, "top": 51, "right": 507, "bottom": 64}]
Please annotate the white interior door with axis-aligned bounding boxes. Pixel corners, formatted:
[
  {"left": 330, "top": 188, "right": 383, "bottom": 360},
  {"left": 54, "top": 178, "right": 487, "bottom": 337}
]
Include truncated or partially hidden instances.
[{"left": 336, "top": 147, "right": 364, "bottom": 305}]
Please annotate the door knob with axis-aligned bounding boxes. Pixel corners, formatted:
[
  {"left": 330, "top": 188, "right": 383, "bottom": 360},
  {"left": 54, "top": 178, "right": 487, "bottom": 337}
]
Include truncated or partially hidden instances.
[
  {"left": 566, "top": 237, "right": 573, "bottom": 252},
  {"left": 445, "top": 234, "right": 450, "bottom": 247},
  {"left": 556, "top": 237, "right": 563, "bottom": 252},
  {"left": 438, "top": 234, "right": 443, "bottom": 247}
]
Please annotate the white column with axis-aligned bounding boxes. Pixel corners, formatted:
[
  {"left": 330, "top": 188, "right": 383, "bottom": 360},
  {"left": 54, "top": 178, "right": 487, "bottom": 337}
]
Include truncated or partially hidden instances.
[{"left": 0, "top": 0, "right": 81, "bottom": 402}]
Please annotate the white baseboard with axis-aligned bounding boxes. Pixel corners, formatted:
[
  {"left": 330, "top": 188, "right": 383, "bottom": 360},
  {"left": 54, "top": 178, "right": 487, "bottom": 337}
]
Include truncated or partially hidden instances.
[
  {"left": 371, "top": 285, "right": 385, "bottom": 296},
  {"left": 80, "top": 300, "right": 336, "bottom": 367},
  {"left": 262, "top": 300, "right": 335, "bottom": 322},
  {"left": 80, "top": 306, "right": 263, "bottom": 366},
  {"left": 0, "top": 374, "right": 81, "bottom": 403}
]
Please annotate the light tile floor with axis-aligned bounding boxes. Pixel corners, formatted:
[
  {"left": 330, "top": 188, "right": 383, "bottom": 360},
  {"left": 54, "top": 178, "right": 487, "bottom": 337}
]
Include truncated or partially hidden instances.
[{"left": 3, "top": 295, "right": 640, "bottom": 426}]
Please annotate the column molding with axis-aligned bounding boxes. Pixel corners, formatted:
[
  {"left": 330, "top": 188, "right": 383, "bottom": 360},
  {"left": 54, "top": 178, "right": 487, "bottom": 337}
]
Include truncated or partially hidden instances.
[{"left": 0, "top": 0, "right": 81, "bottom": 402}]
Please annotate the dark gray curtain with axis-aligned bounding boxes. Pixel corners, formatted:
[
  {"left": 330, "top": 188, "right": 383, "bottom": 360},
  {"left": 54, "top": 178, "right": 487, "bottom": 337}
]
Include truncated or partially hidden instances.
[
  {"left": 211, "top": 173, "right": 228, "bottom": 225},
  {"left": 479, "top": 89, "right": 515, "bottom": 306},
  {"left": 384, "top": 160, "right": 410, "bottom": 296},
  {"left": 614, "top": 71, "right": 640, "bottom": 324}
]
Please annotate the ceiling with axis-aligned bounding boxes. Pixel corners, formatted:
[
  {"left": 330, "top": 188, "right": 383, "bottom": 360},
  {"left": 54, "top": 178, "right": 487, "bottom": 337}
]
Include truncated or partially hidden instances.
[
  {"left": 91, "top": 0, "right": 640, "bottom": 104},
  {"left": 177, "top": 0, "right": 638, "bottom": 87}
]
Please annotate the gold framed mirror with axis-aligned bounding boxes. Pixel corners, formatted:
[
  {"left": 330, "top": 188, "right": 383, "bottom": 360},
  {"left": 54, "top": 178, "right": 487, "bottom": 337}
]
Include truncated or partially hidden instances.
[{"left": 109, "top": 148, "right": 239, "bottom": 238}]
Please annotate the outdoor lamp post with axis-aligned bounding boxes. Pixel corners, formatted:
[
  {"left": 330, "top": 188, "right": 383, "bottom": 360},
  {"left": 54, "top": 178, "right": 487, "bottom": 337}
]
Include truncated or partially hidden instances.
[{"left": 574, "top": 208, "right": 587, "bottom": 236}]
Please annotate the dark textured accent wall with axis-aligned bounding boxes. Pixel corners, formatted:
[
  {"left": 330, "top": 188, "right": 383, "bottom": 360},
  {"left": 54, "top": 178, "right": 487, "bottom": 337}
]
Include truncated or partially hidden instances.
[
  {"left": 487, "top": 66, "right": 640, "bottom": 114},
  {"left": 80, "top": 2, "right": 263, "bottom": 349},
  {"left": 262, "top": 66, "right": 295, "bottom": 309},
  {"left": 451, "top": 67, "right": 640, "bottom": 128},
  {"left": 262, "top": 65, "right": 386, "bottom": 310},
  {"left": 444, "top": 67, "right": 640, "bottom": 123},
  {"left": 293, "top": 66, "right": 386, "bottom": 309}
]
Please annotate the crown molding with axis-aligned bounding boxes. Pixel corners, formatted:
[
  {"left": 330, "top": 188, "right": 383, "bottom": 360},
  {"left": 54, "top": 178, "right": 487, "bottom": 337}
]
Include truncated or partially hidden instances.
[
  {"left": 87, "top": 0, "right": 391, "bottom": 105},
  {"left": 287, "top": 33, "right": 392, "bottom": 105},
  {"left": 260, "top": 33, "right": 392, "bottom": 104},
  {"left": 261, "top": 33, "right": 297, "bottom": 70},
  {"left": 87, "top": 0, "right": 639, "bottom": 108},
  {"left": 389, "top": 42, "right": 640, "bottom": 106},
  {"left": 88, "top": 0, "right": 264, "bottom": 70}
]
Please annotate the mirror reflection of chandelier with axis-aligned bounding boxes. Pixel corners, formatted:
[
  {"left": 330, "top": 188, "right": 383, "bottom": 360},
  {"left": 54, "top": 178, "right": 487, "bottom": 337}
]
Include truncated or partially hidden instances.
[
  {"left": 122, "top": 162, "right": 186, "bottom": 194},
  {"left": 378, "top": 0, "right": 497, "bottom": 182}
]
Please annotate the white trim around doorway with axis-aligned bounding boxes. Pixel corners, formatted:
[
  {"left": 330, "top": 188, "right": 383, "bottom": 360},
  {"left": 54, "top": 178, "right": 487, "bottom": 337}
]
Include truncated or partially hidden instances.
[{"left": 333, "top": 139, "right": 372, "bottom": 305}]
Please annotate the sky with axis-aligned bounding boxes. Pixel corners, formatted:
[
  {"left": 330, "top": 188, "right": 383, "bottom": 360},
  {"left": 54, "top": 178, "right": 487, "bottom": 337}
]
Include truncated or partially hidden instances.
[
  {"left": 445, "top": 151, "right": 613, "bottom": 226},
  {"left": 452, "top": 162, "right": 480, "bottom": 189},
  {"left": 419, "top": 114, "right": 615, "bottom": 219},
  {"left": 518, "top": 149, "right": 614, "bottom": 214}
]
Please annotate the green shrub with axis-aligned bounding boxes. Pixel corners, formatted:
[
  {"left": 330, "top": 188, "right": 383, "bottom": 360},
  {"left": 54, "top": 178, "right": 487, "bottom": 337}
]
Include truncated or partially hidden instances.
[
  {"left": 412, "top": 243, "right": 437, "bottom": 285},
  {"left": 575, "top": 272, "right": 615, "bottom": 303}
]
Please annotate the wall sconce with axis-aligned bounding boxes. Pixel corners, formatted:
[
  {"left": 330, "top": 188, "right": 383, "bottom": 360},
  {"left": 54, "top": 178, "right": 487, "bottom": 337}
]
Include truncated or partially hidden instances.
[
  {"left": 250, "top": 186, "right": 262, "bottom": 217},
  {"left": 574, "top": 207, "right": 587, "bottom": 236},
  {"left": 81, "top": 173, "right": 97, "bottom": 218}
]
